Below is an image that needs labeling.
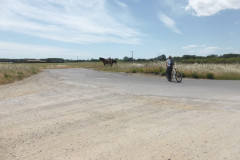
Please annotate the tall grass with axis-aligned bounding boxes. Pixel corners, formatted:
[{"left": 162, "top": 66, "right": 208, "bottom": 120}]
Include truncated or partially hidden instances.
[
  {"left": 0, "top": 63, "right": 40, "bottom": 84},
  {"left": 92, "top": 61, "right": 240, "bottom": 80},
  {"left": 177, "top": 63, "right": 240, "bottom": 80}
]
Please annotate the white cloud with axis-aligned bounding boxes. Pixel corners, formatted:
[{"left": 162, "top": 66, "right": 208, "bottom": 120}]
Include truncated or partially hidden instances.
[
  {"left": 0, "top": 41, "right": 92, "bottom": 59},
  {"left": 181, "top": 44, "right": 235, "bottom": 55},
  {"left": 158, "top": 0, "right": 188, "bottom": 16},
  {"left": 182, "top": 44, "right": 206, "bottom": 50},
  {"left": 186, "top": 0, "right": 240, "bottom": 16},
  {"left": 0, "top": 0, "right": 141, "bottom": 44},
  {"left": 158, "top": 13, "right": 181, "bottom": 34}
]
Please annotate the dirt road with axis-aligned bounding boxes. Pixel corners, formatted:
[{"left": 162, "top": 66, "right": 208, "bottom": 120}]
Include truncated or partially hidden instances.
[{"left": 0, "top": 69, "right": 240, "bottom": 160}]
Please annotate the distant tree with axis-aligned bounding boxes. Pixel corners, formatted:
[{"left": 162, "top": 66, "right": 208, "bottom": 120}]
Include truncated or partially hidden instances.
[
  {"left": 46, "top": 58, "right": 64, "bottom": 63},
  {"left": 207, "top": 54, "right": 218, "bottom": 58},
  {"left": 182, "top": 55, "right": 196, "bottom": 59},
  {"left": 90, "top": 58, "right": 99, "bottom": 62},
  {"left": 159, "top": 54, "right": 166, "bottom": 61},
  {"left": 135, "top": 58, "right": 143, "bottom": 62},
  {"left": 221, "top": 53, "right": 240, "bottom": 58},
  {"left": 196, "top": 56, "right": 205, "bottom": 59},
  {"left": 173, "top": 56, "right": 181, "bottom": 61},
  {"left": 123, "top": 56, "right": 133, "bottom": 62}
]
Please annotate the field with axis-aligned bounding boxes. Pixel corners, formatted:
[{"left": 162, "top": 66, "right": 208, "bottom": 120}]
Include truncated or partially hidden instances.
[{"left": 1, "top": 61, "right": 240, "bottom": 84}]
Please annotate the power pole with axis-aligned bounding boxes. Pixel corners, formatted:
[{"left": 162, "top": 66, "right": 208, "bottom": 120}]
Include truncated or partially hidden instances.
[{"left": 131, "top": 51, "right": 134, "bottom": 62}]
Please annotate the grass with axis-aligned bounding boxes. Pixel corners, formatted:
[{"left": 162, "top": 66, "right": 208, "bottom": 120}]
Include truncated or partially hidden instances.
[
  {"left": 0, "top": 63, "right": 40, "bottom": 84},
  {"left": 1, "top": 61, "right": 240, "bottom": 84}
]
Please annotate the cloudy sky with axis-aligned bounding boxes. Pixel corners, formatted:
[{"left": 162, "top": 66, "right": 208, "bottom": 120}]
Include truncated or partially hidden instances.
[{"left": 0, "top": 0, "right": 240, "bottom": 59}]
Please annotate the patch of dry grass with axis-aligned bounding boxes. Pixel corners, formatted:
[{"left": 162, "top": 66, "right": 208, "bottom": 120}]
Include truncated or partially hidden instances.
[{"left": 0, "top": 63, "right": 40, "bottom": 84}]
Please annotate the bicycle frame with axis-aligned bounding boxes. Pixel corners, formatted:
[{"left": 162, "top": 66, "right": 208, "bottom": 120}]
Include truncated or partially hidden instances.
[{"left": 171, "top": 67, "right": 177, "bottom": 79}]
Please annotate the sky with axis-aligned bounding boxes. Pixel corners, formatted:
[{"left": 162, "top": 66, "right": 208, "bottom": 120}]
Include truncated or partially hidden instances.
[{"left": 0, "top": 0, "right": 240, "bottom": 60}]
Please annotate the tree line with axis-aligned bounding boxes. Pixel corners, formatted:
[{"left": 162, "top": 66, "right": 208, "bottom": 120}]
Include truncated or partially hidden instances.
[
  {"left": 0, "top": 58, "right": 64, "bottom": 63},
  {"left": 123, "top": 53, "right": 240, "bottom": 63},
  {"left": 1, "top": 53, "right": 239, "bottom": 64}
]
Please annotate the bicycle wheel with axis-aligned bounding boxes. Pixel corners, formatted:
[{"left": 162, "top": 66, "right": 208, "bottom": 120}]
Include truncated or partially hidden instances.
[{"left": 175, "top": 71, "right": 182, "bottom": 82}]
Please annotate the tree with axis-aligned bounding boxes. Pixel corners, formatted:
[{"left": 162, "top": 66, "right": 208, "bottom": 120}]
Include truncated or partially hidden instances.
[
  {"left": 221, "top": 53, "right": 240, "bottom": 58},
  {"left": 123, "top": 56, "right": 132, "bottom": 62},
  {"left": 207, "top": 54, "right": 218, "bottom": 58},
  {"left": 182, "top": 55, "right": 196, "bottom": 59},
  {"left": 160, "top": 54, "right": 166, "bottom": 60}
]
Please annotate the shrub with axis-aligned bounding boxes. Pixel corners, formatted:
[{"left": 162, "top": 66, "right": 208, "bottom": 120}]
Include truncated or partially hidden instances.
[
  {"left": 4, "top": 74, "right": 11, "bottom": 79},
  {"left": 181, "top": 72, "right": 186, "bottom": 78},
  {"left": 206, "top": 73, "right": 214, "bottom": 79},
  {"left": 153, "top": 69, "right": 159, "bottom": 75},
  {"left": 160, "top": 70, "right": 166, "bottom": 76},
  {"left": 132, "top": 68, "right": 137, "bottom": 73},
  {"left": 192, "top": 72, "right": 199, "bottom": 79}
]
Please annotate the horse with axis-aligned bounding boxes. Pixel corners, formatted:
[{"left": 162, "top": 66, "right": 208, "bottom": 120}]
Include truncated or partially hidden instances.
[
  {"left": 99, "top": 57, "right": 113, "bottom": 66},
  {"left": 111, "top": 59, "right": 117, "bottom": 65}
]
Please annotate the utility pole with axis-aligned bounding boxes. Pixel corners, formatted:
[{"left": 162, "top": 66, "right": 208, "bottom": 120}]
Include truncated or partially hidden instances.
[{"left": 131, "top": 51, "right": 134, "bottom": 62}]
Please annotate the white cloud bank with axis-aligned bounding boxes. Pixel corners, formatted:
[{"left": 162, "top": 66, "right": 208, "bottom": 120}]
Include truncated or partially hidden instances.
[
  {"left": 186, "top": 0, "right": 240, "bottom": 16},
  {"left": 158, "top": 13, "right": 181, "bottom": 34},
  {"left": 181, "top": 44, "right": 234, "bottom": 55},
  {"left": 0, "top": 41, "right": 92, "bottom": 59},
  {"left": 0, "top": 0, "right": 141, "bottom": 44}
]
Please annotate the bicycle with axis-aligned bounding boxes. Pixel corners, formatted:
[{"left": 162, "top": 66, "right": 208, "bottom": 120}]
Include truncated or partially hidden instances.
[{"left": 166, "top": 66, "right": 182, "bottom": 82}]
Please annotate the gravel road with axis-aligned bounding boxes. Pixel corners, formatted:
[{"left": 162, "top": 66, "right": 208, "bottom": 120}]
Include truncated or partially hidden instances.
[{"left": 0, "top": 68, "right": 240, "bottom": 160}]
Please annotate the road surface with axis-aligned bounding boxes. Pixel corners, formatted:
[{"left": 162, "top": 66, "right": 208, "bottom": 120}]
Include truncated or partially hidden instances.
[{"left": 0, "top": 68, "right": 240, "bottom": 160}]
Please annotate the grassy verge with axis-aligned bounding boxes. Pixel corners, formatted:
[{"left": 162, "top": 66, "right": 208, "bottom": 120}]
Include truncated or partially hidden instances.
[
  {"left": 0, "top": 63, "right": 40, "bottom": 84},
  {"left": 91, "top": 62, "right": 240, "bottom": 80},
  {"left": 1, "top": 62, "right": 240, "bottom": 84}
]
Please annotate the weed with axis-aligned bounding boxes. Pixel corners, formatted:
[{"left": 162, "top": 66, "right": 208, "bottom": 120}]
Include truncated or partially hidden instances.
[{"left": 4, "top": 74, "right": 11, "bottom": 79}]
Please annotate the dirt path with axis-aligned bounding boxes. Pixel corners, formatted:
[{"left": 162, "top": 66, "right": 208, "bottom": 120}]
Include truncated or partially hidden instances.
[{"left": 0, "top": 69, "right": 240, "bottom": 160}]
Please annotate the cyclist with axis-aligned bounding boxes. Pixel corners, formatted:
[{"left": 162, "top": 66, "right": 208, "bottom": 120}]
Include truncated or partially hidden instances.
[{"left": 166, "top": 56, "right": 174, "bottom": 81}]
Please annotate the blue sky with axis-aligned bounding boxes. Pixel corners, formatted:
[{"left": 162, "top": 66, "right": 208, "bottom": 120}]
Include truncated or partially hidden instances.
[{"left": 0, "top": 0, "right": 240, "bottom": 59}]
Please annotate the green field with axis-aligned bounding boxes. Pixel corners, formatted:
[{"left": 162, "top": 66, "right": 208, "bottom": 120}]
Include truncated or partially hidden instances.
[{"left": 1, "top": 62, "right": 240, "bottom": 84}]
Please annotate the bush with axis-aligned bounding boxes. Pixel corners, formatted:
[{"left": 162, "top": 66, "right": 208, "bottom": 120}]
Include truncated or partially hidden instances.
[
  {"left": 181, "top": 72, "right": 186, "bottom": 78},
  {"left": 192, "top": 72, "right": 199, "bottom": 79},
  {"left": 132, "top": 68, "right": 137, "bottom": 73},
  {"left": 160, "top": 70, "right": 166, "bottom": 76},
  {"left": 153, "top": 69, "right": 159, "bottom": 75},
  {"left": 206, "top": 73, "right": 214, "bottom": 79}
]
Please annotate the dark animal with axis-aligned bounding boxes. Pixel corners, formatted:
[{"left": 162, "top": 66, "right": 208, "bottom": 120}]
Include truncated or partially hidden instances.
[
  {"left": 111, "top": 59, "right": 117, "bottom": 65},
  {"left": 99, "top": 57, "right": 113, "bottom": 66}
]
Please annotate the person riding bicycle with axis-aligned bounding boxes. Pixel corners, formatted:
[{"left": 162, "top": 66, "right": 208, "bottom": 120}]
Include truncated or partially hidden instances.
[{"left": 166, "top": 56, "right": 174, "bottom": 81}]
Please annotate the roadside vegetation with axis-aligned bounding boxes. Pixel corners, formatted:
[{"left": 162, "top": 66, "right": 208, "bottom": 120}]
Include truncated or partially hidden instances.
[
  {"left": 0, "top": 63, "right": 40, "bottom": 84},
  {"left": 93, "top": 62, "right": 240, "bottom": 80},
  {"left": 1, "top": 53, "right": 240, "bottom": 84}
]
